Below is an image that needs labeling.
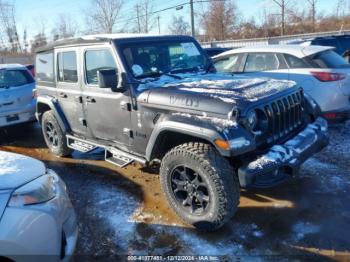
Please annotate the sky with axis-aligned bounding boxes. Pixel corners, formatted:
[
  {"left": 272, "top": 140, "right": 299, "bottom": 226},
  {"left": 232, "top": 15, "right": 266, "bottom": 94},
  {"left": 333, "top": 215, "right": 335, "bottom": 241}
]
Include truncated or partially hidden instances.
[{"left": 13, "top": 0, "right": 337, "bottom": 41}]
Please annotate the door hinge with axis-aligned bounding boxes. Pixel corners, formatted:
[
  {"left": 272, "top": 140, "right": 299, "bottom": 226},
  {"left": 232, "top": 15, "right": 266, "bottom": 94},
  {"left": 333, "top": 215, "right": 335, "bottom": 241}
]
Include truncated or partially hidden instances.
[
  {"left": 123, "top": 128, "right": 133, "bottom": 138},
  {"left": 79, "top": 118, "right": 87, "bottom": 127},
  {"left": 75, "top": 96, "right": 83, "bottom": 103},
  {"left": 120, "top": 101, "right": 132, "bottom": 111}
]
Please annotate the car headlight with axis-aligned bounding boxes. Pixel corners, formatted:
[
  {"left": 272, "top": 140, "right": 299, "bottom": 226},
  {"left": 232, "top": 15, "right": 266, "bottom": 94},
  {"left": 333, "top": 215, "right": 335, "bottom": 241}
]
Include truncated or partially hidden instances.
[
  {"left": 8, "top": 173, "right": 57, "bottom": 207},
  {"left": 247, "top": 110, "right": 258, "bottom": 130}
]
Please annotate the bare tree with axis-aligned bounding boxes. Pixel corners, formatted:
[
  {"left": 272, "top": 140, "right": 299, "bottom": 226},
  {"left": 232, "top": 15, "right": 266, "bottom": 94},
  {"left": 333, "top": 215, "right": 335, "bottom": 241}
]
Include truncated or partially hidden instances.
[
  {"left": 271, "top": 0, "right": 290, "bottom": 36},
  {"left": 52, "top": 14, "right": 78, "bottom": 40},
  {"left": 168, "top": 16, "right": 190, "bottom": 35},
  {"left": 306, "top": 0, "right": 317, "bottom": 31},
  {"left": 86, "top": 0, "right": 124, "bottom": 33},
  {"left": 133, "top": 0, "right": 155, "bottom": 33},
  {"left": 0, "top": 0, "right": 21, "bottom": 52},
  {"left": 202, "top": 0, "right": 239, "bottom": 41}
]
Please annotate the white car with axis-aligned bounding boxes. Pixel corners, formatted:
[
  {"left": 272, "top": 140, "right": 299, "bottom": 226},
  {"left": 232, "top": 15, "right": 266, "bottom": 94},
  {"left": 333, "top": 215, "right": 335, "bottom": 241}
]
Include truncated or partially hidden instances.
[
  {"left": 0, "top": 151, "right": 78, "bottom": 261},
  {"left": 0, "top": 64, "right": 36, "bottom": 128},
  {"left": 213, "top": 45, "right": 350, "bottom": 122}
]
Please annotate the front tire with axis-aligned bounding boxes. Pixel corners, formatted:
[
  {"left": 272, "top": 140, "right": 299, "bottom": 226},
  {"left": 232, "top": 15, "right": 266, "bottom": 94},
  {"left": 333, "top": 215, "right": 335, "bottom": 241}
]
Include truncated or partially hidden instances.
[
  {"left": 41, "top": 110, "right": 72, "bottom": 157},
  {"left": 160, "top": 142, "right": 240, "bottom": 231}
]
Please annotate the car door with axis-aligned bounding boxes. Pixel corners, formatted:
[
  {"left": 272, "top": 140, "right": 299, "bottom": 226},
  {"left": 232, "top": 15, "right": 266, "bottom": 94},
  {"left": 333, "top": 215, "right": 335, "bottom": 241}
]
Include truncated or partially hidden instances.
[
  {"left": 81, "top": 46, "right": 132, "bottom": 148},
  {"left": 55, "top": 48, "right": 87, "bottom": 135},
  {"left": 240, "top": 52, "right": 290, "bottom": 80}
]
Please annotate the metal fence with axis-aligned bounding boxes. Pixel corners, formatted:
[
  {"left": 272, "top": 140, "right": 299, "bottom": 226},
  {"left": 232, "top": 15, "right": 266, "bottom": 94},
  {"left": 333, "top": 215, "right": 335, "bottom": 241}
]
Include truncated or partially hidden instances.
[{"left": 201, "top": 29, "right": 350, "bottom": 48}]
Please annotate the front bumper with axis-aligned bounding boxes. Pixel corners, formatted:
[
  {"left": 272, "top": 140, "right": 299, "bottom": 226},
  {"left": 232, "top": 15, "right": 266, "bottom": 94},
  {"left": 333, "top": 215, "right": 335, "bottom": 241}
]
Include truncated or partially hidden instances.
[
  {"left": 0, "top": 170, "right": 78, "bottom": 262},
  {"left": 238, "top": 117, "right": 329, "bottom": 188}
]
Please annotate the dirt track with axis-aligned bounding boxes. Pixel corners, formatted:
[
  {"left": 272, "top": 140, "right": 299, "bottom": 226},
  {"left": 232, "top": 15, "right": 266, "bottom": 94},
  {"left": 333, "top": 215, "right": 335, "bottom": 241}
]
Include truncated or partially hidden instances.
[{"left": 1, "top": 122, "right": 350, "bottom": 262}]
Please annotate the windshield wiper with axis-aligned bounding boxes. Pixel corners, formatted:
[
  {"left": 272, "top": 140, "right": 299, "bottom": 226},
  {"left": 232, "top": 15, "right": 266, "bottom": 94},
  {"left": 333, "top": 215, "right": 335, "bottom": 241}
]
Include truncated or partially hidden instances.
[{"left": 137, "top": 71, "right": 182, "bottom": 80}]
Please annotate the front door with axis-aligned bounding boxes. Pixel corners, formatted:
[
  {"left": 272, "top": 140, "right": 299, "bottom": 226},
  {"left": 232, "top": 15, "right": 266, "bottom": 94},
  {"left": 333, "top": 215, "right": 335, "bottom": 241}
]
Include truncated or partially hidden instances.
[
  {"left": 55, "top": 49, "right": 87, "bottom": 135},
  {"left": 81, "top": 47, "right": 132, "bottom": 149}
]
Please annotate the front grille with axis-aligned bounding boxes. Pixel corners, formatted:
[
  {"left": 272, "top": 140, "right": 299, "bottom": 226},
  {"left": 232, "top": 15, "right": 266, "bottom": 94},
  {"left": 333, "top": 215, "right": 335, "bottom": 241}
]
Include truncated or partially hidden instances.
[{"left": 257, "top": 90, "right": 305, "bottom": 146}]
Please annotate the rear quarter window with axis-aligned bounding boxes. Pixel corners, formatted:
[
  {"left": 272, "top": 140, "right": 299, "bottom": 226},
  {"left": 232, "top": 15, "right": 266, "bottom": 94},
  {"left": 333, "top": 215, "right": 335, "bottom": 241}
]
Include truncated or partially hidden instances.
[
  {"left": 310, "top": 50, "right": 349, "bottom": 68},
  {"left": 36, "top": 52, "right": 54, "bottom": 82}
]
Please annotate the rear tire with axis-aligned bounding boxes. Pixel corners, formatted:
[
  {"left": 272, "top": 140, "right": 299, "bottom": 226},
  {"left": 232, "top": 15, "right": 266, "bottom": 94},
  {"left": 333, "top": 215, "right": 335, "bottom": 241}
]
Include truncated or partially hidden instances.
[
  {"left": 160, "top": 142, "right": 240, "bottom": 231},
  {"left": 41, "top": 110, "right": 72, "bottom": 157}
]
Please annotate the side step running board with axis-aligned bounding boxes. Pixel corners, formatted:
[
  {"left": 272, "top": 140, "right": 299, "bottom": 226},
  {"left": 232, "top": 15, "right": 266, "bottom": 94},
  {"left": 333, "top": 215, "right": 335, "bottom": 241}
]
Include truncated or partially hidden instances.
[
  {"left": 105, "top": 148, "right": 146, "bottom": 167},
  {"left": 66, "top": 134, "right": 146, "bottom": 167},
  {"left": 67, "top": 135, "right": 98, "bottom": 153}
]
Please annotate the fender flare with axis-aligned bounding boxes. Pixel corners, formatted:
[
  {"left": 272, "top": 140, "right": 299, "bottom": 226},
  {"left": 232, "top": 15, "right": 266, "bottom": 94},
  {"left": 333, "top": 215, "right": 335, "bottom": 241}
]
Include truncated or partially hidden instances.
[
  {"left": 144, "top": 114, "right": 246, "bottom": 161},
  {"left": 36, "top": 96, "right": 71, "bottom": 133}
]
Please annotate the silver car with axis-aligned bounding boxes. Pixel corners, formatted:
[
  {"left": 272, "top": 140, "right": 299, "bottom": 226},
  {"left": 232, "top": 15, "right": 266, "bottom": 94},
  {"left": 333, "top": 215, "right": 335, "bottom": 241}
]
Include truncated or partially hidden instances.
[
  {"left": 0, "top": 151, "right": 78, "bottom": 261},
  {"left": 0, "top": 64, "right": 36, "bottom": 127}
]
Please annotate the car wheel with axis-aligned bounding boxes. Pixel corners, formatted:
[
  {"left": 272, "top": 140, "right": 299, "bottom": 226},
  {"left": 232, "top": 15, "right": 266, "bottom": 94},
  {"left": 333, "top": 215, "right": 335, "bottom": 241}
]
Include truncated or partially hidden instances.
[
  {"left": 41, "top": 110, "right": 72, "bottom": 157},
  {"left": 160, "top": 142, "right": 240, "bottom": 231}
]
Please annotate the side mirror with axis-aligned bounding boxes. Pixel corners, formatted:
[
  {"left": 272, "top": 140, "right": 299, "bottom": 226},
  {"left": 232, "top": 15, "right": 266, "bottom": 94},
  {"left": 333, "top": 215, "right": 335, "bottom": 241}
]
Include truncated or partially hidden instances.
[{"left": 98, "top": 69, "right": 119, "bottom": 90}]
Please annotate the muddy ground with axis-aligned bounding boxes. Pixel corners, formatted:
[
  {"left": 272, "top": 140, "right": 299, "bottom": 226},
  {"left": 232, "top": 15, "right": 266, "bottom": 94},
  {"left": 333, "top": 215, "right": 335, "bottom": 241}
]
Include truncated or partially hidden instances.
[{"left": 0, "top": 122, "right": 349, "bottom": 262}]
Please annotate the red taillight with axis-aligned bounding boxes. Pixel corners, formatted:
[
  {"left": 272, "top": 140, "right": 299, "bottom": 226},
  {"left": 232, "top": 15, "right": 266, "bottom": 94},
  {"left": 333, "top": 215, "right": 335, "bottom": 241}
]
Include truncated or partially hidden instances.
[
  {"left": 323, "top": 113, "right": 337, "bottom": 119},
  {"left": 311, "top": 71, "right": 346, "bottom": 82}
]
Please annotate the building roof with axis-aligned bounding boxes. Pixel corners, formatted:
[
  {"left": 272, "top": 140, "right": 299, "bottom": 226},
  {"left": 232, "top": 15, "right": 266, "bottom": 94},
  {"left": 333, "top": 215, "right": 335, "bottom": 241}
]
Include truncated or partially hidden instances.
[{"left": 214, "top": 44, "right": 334, "bottom": 59}]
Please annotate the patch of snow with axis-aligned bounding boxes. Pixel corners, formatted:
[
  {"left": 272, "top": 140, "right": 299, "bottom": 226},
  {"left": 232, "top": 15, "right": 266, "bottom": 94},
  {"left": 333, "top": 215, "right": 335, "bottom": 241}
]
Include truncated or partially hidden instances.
[
  {"left": 292, "top": 222, "right": 320, "bottom": 241},
  {"left": 137, "top": 73, "right": 295, "bottom": 104}
]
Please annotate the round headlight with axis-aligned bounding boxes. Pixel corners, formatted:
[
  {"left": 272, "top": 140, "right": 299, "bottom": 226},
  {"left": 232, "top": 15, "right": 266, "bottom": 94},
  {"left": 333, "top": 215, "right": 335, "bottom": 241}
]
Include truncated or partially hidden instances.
[{"left": 247, "top": 110, "right": 258, "bottom": 130}]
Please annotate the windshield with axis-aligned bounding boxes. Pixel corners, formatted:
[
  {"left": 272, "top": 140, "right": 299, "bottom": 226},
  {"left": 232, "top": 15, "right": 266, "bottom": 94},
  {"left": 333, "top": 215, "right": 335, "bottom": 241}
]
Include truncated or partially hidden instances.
[
  {"left": 120, "top": 40, "right": 208, "bottom": 79},
  {"left": 0, "top": 69, "right": 34, "bottom": 88},
  {"left": 310, "top": 50, "right": 350, "bottom": 68}
]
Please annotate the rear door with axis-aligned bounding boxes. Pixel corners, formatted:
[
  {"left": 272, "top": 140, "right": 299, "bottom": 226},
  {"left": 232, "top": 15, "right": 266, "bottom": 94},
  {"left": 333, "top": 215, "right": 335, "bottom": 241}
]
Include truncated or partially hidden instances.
[
  {"left": 81, "top": 45, "right": 132, "bottom": 148},
  {"left": 55, "top": 48, "right": 87, "bottom": 135},
  {"left": 240, "top": 52, "right": 290, "bottom": 80}
]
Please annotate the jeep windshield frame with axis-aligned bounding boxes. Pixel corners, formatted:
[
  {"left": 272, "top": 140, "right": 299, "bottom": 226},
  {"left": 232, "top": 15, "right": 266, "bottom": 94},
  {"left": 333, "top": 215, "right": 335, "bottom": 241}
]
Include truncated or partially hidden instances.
[{"left": 115, "top": 37, "right": 211, "bottom": 80}]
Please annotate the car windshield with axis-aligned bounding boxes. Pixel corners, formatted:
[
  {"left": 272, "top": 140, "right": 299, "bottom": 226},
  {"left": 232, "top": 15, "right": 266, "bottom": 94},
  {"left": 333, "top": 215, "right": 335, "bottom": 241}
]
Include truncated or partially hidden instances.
[
  {"left": 310, "top": 50, "right": 350, "bottom": 68},
  {"left": 0, "top": 69, "right": 34, "bottom": 88},
  {"left": 120, "top": 40, "right": 208, "bottom": 79}
]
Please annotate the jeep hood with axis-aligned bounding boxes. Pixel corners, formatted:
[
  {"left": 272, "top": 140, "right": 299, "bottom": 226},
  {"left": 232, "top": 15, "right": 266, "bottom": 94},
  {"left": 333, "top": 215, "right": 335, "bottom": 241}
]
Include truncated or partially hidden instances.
[{"left": 137, "top": 73, "right": 296, "bottom": 116}]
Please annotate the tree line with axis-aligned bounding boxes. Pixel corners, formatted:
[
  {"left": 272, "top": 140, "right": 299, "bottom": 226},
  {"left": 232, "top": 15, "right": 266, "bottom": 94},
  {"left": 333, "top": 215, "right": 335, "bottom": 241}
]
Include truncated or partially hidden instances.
[{"left": 1, "top": 0, "right": 350, "bottom": 54}]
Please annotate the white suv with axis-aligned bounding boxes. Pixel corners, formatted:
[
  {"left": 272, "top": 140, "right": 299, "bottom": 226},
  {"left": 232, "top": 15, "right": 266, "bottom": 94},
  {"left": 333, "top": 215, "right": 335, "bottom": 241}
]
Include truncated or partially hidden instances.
[{"left": 213, "top": 45, "right": 350, "bottom": 122}]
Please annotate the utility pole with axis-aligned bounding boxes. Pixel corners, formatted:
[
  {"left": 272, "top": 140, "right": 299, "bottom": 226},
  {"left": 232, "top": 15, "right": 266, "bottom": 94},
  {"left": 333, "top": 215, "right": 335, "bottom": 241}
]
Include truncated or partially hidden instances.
[
  {"left": 273, "top": 0, "right": 286, "bottom": 36},
  {"left": 157, "top": 16, "right": 160, "bottom": 34},
  {"left": 190, "top": 0, "right": 195, "bottom": 37}
]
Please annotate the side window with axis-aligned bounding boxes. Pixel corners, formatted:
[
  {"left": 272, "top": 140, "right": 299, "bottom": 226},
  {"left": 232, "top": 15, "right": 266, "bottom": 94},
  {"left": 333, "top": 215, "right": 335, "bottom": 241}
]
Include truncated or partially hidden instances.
[
  {"left": 57, "top": 51, "right": 78, "bottom": 83},
  {"left": 244, "top": 53, "right": 280, "bottom": 72},
  {"left": 214, "top": 55, "right": 240, "bottom": 73},
  {"left": 284, "top": 54, "right": 310, "bottom": 68},
  {"left": 36, "top": 52, "right": 54, "bottom": 82},
  {"left": 85, "top": 49, "right": 117, "bottom": 85}
]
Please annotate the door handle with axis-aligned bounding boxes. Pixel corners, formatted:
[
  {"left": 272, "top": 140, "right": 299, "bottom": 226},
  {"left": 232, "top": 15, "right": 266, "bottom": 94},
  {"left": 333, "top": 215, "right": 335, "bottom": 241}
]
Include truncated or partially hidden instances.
[
  {"left": 59, "top": 92, "right": 67, "bottom": 98},
  {"left": 86, "top": 96, "right": 96, "bottom": 103}
]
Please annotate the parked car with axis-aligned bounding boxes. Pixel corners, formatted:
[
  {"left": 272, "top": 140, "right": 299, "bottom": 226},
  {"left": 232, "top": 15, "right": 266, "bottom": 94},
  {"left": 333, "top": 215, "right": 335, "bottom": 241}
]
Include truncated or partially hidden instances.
[
  {"left": 0, "top": 64, "right": 36, "bottom": 128},
  {"left": 204, "top": 47, "right": 231, "bottom": 57},
  {"left": 213, "top": 45, "right": 350, "bottom": 122},
  {"left": 288, "top": 35, "right": 350, "bottom": 60},
  {"left": 0, "top": 151, "right": 78, "bottom": 261},
  {"left": 25, "top": 64, "right": 35, "bottom": 77},
  {"left": 35, "top": 34, "right": 328, "bottom": 231}
]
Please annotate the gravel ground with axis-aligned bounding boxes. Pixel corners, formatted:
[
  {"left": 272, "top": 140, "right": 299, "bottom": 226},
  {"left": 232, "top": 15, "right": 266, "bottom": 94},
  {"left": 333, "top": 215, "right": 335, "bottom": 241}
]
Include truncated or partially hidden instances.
[{"left": 0, "top": 121, "right": 349, "bottom": 262}]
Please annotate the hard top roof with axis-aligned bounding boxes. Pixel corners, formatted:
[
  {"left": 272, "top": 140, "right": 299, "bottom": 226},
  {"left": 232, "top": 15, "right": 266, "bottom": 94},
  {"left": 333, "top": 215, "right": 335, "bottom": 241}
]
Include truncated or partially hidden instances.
[{"left": 36, "top": 33, "right": 194, "bottom": 53}]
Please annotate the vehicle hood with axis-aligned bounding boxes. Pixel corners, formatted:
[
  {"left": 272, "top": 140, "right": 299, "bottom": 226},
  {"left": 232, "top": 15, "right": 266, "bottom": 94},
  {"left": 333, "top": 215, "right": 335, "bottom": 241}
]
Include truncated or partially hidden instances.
[
  {"left": 137, "top": 73, "right": 296, "bottom": 116},
  {"left": 0, "top": 151, "right": 46, "bottom": 190}
]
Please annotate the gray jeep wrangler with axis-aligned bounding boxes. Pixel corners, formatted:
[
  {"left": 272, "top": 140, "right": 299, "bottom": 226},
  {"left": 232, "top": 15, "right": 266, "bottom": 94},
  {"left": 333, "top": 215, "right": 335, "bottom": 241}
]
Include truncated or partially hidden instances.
[{"left": 35, "top": 34, "right": 329, "bottom": 230}]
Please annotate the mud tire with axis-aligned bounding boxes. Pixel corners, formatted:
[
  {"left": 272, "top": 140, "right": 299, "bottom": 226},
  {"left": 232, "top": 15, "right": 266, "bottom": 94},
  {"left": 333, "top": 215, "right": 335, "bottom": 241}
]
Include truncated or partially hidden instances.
[
  {"left": 160, "top": 142, "right": 240, "bottom": 231},
  {"left": 41, "top": 110, "right": 72, "bottom": 157}
]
